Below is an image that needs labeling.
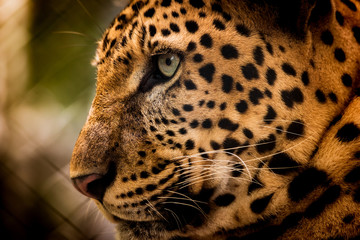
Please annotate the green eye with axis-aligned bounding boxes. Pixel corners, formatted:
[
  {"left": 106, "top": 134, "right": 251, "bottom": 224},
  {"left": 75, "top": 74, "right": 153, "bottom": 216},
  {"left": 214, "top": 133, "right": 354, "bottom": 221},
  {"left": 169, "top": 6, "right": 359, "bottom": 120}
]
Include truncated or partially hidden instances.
[{"left": 157, "top": 53, "right": 180, "bottom": 78}]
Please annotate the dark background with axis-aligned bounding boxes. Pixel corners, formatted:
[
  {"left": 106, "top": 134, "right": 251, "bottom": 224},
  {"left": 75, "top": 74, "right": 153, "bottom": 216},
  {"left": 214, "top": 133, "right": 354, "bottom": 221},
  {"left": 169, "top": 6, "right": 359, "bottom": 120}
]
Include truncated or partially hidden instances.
[{"left": 0, "top": 0, "right": 128, "bottom": 239}]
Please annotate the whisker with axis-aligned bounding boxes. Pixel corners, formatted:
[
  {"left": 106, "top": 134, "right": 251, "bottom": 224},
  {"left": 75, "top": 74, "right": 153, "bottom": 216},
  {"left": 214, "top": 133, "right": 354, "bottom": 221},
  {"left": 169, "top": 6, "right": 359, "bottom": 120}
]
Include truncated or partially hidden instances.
[
  {"left": 160, "top": 201, "right": 206, "bottom": 217},
  {"left": 146, "top": 200, "right": 167, "bottom": 222},
  {"left": 164, "top": 208, "right": 182, "bottom": 230},
  {"left": 75, "top": 0, "right": 104, "bottom": 34}
]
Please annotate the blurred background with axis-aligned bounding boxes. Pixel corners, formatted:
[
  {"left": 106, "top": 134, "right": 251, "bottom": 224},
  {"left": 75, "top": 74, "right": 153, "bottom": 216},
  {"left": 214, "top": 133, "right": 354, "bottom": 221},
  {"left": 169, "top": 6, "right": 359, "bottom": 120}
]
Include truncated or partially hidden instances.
[{"left": 0, "top": 0, "right": 128, "bottom": 239}]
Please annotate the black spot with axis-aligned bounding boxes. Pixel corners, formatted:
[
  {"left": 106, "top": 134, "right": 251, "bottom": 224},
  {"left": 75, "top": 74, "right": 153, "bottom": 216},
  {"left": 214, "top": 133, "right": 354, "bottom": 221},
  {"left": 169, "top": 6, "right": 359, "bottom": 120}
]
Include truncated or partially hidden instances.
[
  {"left": 144, "top": 8, "right": 155, "bottom": 17},
  {"left": 355, "top": 151, "right": 360, "bottom": 159},
  {"left": 206, "top": 101, "right": 215, "bottom": 109},
  {"left": 282, "top": 63, "right": 296, "bottom": 76},
  {"left": 199, "top": 63, "right": 215, "bottom": 83},
  {"left": 266, "top": 68, "right": 277, "bottom": 85},
  {"left": 250, "top": 194, "right": 274, "bottom": 214},
  {"left": 130, "top": 174, "right": 137, "bottom": 181},
  {"left": 161, "top": 29, "right": 171, "bottom": 36},
  {"left": 170, "top": 23, "right": 180, "bottom": 32},
  {"left": 138, "top": 151, "right": 146, "bottom": 157},
  {"left": 220, "top": 102, "right": 227, "bottom": 110},
  {"left": 249, "top": 88, "right": 264, "bottom": 105},
  {"left": 180, "top": 8, "right": 187, "bottom": 14},
  {"left": 235, "top": 100, "right": 248, "bottom": 114},
  {"left": 183, "top": 104, "right": 194, "bottom": 112},
  {"left": 236, "top": 24, "right": 250, "bottom": 37},
  {"left": 336, "top": 123, "right": 360, "bottom": 142},
  {"left": 334, "top": 48, "right": 346, "bottom": 62},
  {"left": 353, "top": 26, "right": 360, "bottom": 44},
  {"left": 288, "top": 168, "right": 328, "bottom": 202},
  {"left": 193, "top": 54, "right": 203, "bottom": 62},
  {"left": 135, "top": 188, "right": 144, "bottom": 195},
  {"left": 241, "top": 63, "right": 259, "bottom": 80},
  {"left": 340, "top": 0, "right": 357, "bottom": 11},
  {"left": 301, "top": 71, "right": 309, "bottom": 86},
  {"left": 214, "top": 194, "right": 236, "bottom": 207},
  {"left": 190, "top": 120, "right": 199, "bottom": 128},
  {"left": 185, "top": 139, "right": 195, "bottom": 150},
  {"left": 253, "top": 46, "right": 264, "bottom": 66},
  {"left": 281, "top": 87, "right": 304, "bottom": 108},
  {"left": 162, "top": 118, "right": 169, "bottom": 125},
  {"left": 199, "top": 12, "right": 206, "bottom": 18},
  {"left": 341, "top": 73, "right": 352, "bottom": 87},
  {"left": 172, "top": 108, "right": 181, "bottom": 116},
  {"left": 166, "top": 130, "right": 175, "bottom": 136},
  {"left": 213, "top": 19, "right": 225, "bottom": 30},
  {"left": 149, "top": 25, "right": 157, "bottom": 36},
  {"left": 152, "top": 167, "right": 161, "bottom": 174},
  {"left": 202, "top": 119, "right": 212, "bottom": 128},
  {"left": 231, "top": 163, "right": 243, "bottom": 177},
  {"left": 264, "top": 105, "right": 277, "bottom": 124},
  {"left": 328, "top": 92, "right": 338, "bottom": 103},
  {"left": 222, "top": 12, "right": 231, "bottom": 21},
  {"left": 276, "top": 126, "right": 283, "bottom": 134},
  {"left": 184, "top": 80, "right": 197, "bottom": 90},
  {"left": 344, "top": 166, "right": 360, "bottom": 183},
  {"left": 336, "top": 11, "right": 344, "bottom": 26},
  {"left": 218, "top": 118, "right": 239, "bottom": 131},
  {"left": 315, "top": 89, "right": 326, "bottom": 103},
  {"left": 140, "top": 170, "right": 150, "bottom": 179},
  {"left": 243, "top": 128, "right": 253, "bottom": 139},
  {"left": 236, "top": 82, "right": 244, "bottom": 92},
  {"left": 156, "top": 134, "right": 164, "bottom": 141},
  {"left": 286, "top": 120, "right": 304, "bottom": 140},
  {"left": 172, "top": 11, "right": 179, "bottom": 17},
  {"left": 266, "top": 42, "right": 274, "bottom": 55},
  {"left": 279, "top": 45, "right": 285, "bottom": 52},
  {"left": 185, "top": 21, "right": 199, "bottom": 33},
  {"left": 221, "top": 44, "right": 239, "bottom": 59},
  {"left": 109, "top": 39, "right": 116, "bottom": 49},
  {"left": 321, "top": 30, "right": 334, "bottom": 45},
  {"left": 343, "top": 214, "right": 355, "bottom": 224},
  {"left": 304, "top": 185, "right": 341, "bottom": 219},
  {"left": 189, "top": 0, "right": 205, "bottom": 8},
  {"left": 161, "top": 0, "right": 171, "bottom": 7},
  {"left": 256, "top": 134, "right": 276, "bottom": 154},
  {"left": 210, "top": 140, "right": 221, "bottom": 150},
  {"left": 200, "top": 34, "right": 213, "bottom": 48},
  {"left": 221, "top": 74, "right": 233, "bottom": 93},
  {"left": 268, "top": 153, "right": 299, "bottom": 175},
  {"left": 264, "top": 89, "right": 272, "bottom": 98},
  {"left": 223, "top": 138, "right": 240, "bottom": 151},
  {"left": 198, "top": 100, "right": 205, "bottom": 106},
  {"left": 187, "top": 42, "right": 196, "bottom": 52},
  {"left": 146, "top": 184, "right": 157, "bottom": 191},
  {"left": 248, "top": 175, "right": 263, "bottom": 194},
  {"left": 179, "top": 128, "right": 187, "bottom": 135}
]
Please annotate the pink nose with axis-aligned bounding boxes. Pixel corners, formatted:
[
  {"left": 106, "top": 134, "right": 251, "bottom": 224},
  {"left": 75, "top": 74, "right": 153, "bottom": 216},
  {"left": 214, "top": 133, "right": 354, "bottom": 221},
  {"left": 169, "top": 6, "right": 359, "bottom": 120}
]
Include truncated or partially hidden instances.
[{"left": 72, "top": 174, "right": 105, "bottom": 200}]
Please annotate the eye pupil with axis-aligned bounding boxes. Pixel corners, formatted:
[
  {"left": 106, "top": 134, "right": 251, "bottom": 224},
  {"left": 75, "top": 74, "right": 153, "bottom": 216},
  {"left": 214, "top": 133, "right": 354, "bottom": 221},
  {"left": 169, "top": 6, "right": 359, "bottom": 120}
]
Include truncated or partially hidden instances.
[{"left": 165, "top": 57, "right": 172, "bottom": 66}]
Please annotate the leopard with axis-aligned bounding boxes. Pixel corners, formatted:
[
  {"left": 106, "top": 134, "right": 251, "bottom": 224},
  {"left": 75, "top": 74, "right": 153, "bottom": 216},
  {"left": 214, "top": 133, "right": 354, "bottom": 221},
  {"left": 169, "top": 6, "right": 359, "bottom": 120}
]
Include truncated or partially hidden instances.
[{"left": 70, "top": 0, "right": 360, "bottom": 239}]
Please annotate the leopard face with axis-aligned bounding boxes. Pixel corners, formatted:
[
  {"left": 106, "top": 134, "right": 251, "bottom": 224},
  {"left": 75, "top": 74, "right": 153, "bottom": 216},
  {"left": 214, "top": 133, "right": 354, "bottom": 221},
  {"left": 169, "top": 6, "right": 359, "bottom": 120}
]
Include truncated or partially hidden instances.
[{"left": 70, "top": 0, "right": 360, "bottom": 239}]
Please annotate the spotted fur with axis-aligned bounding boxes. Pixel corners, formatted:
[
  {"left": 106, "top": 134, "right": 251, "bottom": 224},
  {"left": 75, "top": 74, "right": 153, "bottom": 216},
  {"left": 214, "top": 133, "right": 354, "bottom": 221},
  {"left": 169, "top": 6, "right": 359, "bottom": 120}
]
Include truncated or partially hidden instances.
[{"left": 70, "top": 0, "right": 360, "bottom": 239}]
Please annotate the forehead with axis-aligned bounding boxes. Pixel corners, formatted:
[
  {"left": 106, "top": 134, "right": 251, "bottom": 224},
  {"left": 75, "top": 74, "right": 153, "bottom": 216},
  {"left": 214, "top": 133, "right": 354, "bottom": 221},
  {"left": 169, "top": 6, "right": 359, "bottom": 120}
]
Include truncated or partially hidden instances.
[{"left": 95, "top": 0, "right": 239, "bottom": 60}]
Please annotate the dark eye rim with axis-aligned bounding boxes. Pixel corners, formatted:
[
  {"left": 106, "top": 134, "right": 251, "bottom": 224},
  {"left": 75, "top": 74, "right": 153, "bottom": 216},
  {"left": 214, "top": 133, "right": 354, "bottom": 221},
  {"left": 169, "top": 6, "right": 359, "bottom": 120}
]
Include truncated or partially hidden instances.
[{"left": 139, "top": 51, "right": 183, "bottom": 92}]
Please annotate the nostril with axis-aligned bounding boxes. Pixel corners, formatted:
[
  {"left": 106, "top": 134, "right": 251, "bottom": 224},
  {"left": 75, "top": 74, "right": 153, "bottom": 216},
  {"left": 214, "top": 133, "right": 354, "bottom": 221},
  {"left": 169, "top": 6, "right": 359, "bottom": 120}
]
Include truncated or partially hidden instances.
[
  {"left": 72, "top": 174, "right": 105, "bottom": 200},
  {"left": 71, "top": 162, "right": 117, "bottom": 200}
]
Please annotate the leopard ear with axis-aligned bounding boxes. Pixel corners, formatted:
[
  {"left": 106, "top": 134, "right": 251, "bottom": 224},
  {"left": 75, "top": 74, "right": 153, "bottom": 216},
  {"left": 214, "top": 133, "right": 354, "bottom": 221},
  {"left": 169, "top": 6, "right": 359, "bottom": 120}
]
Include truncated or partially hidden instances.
[{"left": 228, "top": 0, "right": 333, "bottom": 38}]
